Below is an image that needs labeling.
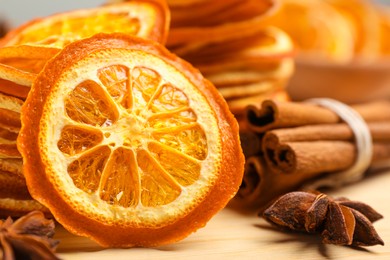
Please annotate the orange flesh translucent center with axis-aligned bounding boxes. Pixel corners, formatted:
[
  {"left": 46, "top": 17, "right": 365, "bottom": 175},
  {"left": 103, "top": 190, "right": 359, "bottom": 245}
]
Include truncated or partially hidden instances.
[{"left": 57, "top": 64, "right": 208, "bottom": 208}]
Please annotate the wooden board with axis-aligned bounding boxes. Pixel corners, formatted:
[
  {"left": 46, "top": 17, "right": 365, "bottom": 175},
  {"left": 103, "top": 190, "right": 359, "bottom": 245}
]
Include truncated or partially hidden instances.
[{"left": 55, "top": 170, "right": 390, "bottom": 259}]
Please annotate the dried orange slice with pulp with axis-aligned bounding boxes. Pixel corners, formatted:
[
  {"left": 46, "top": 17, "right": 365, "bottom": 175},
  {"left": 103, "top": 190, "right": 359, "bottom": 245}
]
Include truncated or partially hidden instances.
[
  {"left": 18, "top": 33, "right": 244, "bottom": 247},
  {"left": 0, "top": 0, "right": 169, "bottom": 48}
]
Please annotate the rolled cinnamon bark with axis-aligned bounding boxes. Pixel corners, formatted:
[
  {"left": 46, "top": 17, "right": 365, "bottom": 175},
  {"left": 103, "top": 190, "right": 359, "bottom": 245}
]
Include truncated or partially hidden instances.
[
  {"left": 263, "top": 122, "right": 390, "bottom": 143},
  {"left": 262, "top": 124, "right": 390, "bottom": 176},
  {"left": 239, "top": 130, "right": 262, "bottom": 158},
  {"left": 263, "top": 139, "right": 355, "bottom": 176},
  {"left": 233, "top": 156, "right": 306, "bottom": 211},
  {"left": 246, "top": 100, "right": 339, "bottom": 132},
  {"left": 372, "top": 142, "right": 390, "bottom": 164},
  {"left": 233, "top": 155, "right": 346, "bottom": 211},
  {"left": 246, "top": 100, "right": 390, "bottom": 133},
  {"left": 353, "top": 101, "right": 390, "bottom": 122}
]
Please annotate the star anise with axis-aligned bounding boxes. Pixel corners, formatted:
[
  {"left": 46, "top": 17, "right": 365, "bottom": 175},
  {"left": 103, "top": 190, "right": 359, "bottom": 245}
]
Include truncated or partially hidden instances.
[
  {"left": 0, "top": 211, "right": 60, "bottom": 260},
  {"left": 262, "top": 191, "right": 384, "bottom": 246}
]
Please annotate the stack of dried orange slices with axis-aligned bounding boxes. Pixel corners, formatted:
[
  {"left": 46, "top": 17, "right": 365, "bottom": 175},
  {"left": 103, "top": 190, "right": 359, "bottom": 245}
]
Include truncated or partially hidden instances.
[
  {"left": 0, "top": 44, "right": 57, "bottom": 216},
  {"left": 0, "top": 0, "right": 244, "bottom": 248},
  {"left": 166, "top": 0, "right": 294, "bottom": 115},
  {"left": 0, "top": 90, "right": 50, "bottom": 217}
]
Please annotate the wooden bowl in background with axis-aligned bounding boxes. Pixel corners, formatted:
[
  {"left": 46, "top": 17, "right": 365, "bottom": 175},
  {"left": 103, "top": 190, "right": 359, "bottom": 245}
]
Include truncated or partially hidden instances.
[{"left": 287, "top": 57, "right": 390, "bottom": 104}]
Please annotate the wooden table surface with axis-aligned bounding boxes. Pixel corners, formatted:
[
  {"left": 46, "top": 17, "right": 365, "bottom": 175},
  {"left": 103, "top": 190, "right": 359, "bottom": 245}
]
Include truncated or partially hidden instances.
[{"left": 55, "top": 170, "right": 390, "bottom": 259}]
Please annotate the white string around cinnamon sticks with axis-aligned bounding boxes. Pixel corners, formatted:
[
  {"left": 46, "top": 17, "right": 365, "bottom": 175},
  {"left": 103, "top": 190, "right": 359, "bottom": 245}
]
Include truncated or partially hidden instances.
[{"left": 304, "top": 98, "right": 373, "bottom": 189}]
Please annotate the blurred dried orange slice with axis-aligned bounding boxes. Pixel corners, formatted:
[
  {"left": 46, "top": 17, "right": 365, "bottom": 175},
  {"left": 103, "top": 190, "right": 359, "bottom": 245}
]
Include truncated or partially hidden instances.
[
  {"left": 379, "top": 7, "right": 390, "bottom": 56},
  {"left": 167, "top": 0, "right": 277, "bottom": 27},
  {"left": 18, "top": 33, "right": 244, "bottom": 247},
  {"left": 185, "top": 27, "right": 293, "bottom": 74},
  {"left": 325, "top": 0, "right": 381, "bottom": 59},
  {"left": 265, "top": 0, "right": 355, "bottom": 62},
  {"left": 0, "top": 0, "right": 169, "bottom": 48}
]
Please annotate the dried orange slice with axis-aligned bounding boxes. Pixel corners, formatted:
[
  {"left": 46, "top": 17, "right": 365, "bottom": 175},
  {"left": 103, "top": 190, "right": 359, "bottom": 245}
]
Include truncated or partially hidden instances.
[
  {"left": 266, "top": 0, "right": 355, "bottom": 62},
  {"left": 0, "top": 45, "right": 60, "bottom": 74},
  {"left": 0, "top": 198, "right": 50, "bottom": 218},
  {"left": 0, "top": 63, "right": 33, "bottom": 100},
  {"left": 326, "top": 0, "right": 381, "bottom": 59},
  {"left": 0, "top": 0, "right": 169, "bottom": 48},
  {"left": 0, "top": 170, "right": 30, "bottom": 200},
  {"left": 18, "top": 33, "right": 244, "bottom": 247},
  {"left": 379, "top": 7, "right": 390, "bottom": 55}
]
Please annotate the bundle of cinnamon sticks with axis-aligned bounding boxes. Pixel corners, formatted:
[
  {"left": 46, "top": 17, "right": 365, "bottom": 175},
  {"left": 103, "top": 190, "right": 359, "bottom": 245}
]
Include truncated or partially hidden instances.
[{"left": 234, "top": 99, "right": 390, "bottom": 211}]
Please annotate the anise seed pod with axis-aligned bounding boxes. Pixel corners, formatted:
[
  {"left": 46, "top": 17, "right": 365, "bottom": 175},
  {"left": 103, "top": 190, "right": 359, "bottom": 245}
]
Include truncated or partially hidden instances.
[
  {"left": 305, "top": 193, "right": 329, "bottom": 233},
  {"left": 350, "top": 208, "right": 385, "bottom": 246},
  {"left": 263, "top": 191, "right": 316, "bottom": 232},
  {"left": 321, "top": 203, "right": 355, "bottom": 245},
  {"left": 337, "top": 200, "right": 383, "bottom": 223}
]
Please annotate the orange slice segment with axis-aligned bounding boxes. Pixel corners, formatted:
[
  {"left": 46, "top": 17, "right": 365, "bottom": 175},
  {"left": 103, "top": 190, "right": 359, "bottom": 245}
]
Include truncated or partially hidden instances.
[
  {"left": 18, "top": 33, "right": 244, "bottom": 247},
  {"left": 0, "top": 0, "right": 169, "bottom": 48}
]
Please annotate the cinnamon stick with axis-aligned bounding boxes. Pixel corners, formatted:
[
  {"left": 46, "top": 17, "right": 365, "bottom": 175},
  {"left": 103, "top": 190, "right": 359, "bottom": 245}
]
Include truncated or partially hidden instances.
[
  {"left": 233, "top": 156, "right": 306, "bottom": 211},
  {"left": 239, "top": 130, "right": 262, "bottom": 158},
  {"left": 263, "top": 140, "right": 355, "bottom": 176},
  {"left": 246, "top": 100, "right": 339, "bottom": 132},
  {"left": 262, "top": 123, "right": 390, "bottom": 176},
  {"left": 265, "top": 122, "right": 390, "bottom": 143},
  {"left": 233, "top": 155, "right": 343, "bottom": 212},
  {"left": 246, "top": 100, "right": 390, "bottom": 133}
]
